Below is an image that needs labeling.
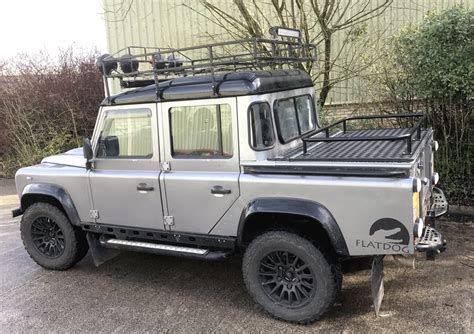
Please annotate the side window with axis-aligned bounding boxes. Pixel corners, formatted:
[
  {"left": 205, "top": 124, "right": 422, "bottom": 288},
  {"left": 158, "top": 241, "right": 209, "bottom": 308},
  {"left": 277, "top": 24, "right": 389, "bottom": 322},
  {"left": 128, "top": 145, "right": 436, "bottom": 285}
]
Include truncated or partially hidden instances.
[
  {"left": 274, "top": 95, "right": 316, "bottom": 143},
  {"left": 249, "top": 102, "right": 275, "bottom": 150},
  {"left": 169, "top": 104, "right": 233, "bottom": 158},
  {"left": 97, "top": 109, "right": 153, "bottom": 158}
]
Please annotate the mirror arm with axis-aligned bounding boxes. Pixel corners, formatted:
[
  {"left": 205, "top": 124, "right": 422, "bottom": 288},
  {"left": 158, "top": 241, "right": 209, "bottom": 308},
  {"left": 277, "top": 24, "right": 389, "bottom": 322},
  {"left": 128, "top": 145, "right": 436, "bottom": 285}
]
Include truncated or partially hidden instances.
[{"left": 86, "top": 159, "right": 93, "bottom": 170}]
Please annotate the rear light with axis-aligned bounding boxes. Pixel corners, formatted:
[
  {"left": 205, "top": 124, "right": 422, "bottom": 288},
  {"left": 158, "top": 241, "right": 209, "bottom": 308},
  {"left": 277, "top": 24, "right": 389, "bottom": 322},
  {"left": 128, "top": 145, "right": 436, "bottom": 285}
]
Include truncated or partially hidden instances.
[
  {"left": 412, "top": 178, "right": 421, "bottom": 228},
  {"left": 414, "top": 218, "right": 424, "bottom": 238},
  {"left": 412, "top": 178, "right": 422, "bottom": 193}
]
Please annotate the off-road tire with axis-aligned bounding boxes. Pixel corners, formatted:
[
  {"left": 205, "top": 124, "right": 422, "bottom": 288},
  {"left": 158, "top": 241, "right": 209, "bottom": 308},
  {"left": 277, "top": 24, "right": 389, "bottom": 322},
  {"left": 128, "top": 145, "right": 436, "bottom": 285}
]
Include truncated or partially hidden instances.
[
  {"left": 243, "top": 231, "right": 338, "bottom": 324},
  {"left": 20, "top": 202, "right": 88, "bottom": 270}
]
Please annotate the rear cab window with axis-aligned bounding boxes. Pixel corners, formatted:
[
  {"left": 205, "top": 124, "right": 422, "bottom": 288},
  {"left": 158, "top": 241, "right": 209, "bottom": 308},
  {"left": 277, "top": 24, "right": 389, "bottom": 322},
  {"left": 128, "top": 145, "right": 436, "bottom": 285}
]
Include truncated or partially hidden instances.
[{"left": 274, "top": 95, "right": 316, "bottom": 143}]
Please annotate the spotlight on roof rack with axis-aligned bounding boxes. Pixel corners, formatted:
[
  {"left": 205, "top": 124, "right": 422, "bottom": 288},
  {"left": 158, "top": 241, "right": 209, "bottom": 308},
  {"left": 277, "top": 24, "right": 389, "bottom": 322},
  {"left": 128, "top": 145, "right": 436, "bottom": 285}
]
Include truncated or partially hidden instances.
[
  {"left": 167, "top": 54, "right": 183, "bottom": 68},
  {"left": 95, "top": 54, "right": 117, "bottom": 75},
  {"left": 269, "top": 26, "right": 301, "bottom": 39},
  {"left": 152, "top": 53, "right": 167, "bottom": 70},
  {"left": 119, "top": 54, "right": 139, "bottom": 74}
]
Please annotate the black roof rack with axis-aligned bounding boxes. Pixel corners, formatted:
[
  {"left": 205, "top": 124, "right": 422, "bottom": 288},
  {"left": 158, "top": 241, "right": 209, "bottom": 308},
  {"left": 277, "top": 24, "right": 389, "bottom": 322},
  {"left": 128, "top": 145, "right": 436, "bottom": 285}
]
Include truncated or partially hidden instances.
[{"left": 96, "top": 26, "right": 316, "bottom": 100}]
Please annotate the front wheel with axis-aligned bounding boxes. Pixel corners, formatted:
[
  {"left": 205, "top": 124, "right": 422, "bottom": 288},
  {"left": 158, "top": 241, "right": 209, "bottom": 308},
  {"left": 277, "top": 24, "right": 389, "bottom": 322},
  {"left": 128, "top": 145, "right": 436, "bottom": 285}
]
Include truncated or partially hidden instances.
[
  {"left": 20, "top": 202, "right": 88, "bottom": 270},
  {"left": 242, "top": 231, "right": 339, "bottom": 324}
]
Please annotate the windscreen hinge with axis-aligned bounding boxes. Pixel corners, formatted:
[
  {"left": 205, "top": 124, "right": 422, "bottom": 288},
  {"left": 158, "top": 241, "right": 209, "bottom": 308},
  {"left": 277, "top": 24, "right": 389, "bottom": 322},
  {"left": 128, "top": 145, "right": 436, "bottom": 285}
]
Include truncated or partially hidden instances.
[
  {"left": 161, "top": 161, "right": 171, "bottom": 172},
  {"left": 89, "top": 210, "right": 99, "bottom": 219},
  {"left": 164, "top": 215, "right": 174, "bottom": 230}
]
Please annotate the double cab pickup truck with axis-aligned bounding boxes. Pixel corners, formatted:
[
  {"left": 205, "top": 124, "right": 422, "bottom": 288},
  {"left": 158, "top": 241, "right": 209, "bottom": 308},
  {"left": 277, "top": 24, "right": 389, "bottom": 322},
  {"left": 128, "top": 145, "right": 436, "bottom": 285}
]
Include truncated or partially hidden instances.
[{"left": 12, "top": 27, "right": 447, "bottom": 323}]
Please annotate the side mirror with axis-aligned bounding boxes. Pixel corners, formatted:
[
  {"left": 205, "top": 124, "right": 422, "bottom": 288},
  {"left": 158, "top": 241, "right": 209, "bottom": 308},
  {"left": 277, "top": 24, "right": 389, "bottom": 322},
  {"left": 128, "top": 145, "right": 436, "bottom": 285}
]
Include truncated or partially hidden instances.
[{"left": 83, "top": 138, "right": 93, "bottom": 170}]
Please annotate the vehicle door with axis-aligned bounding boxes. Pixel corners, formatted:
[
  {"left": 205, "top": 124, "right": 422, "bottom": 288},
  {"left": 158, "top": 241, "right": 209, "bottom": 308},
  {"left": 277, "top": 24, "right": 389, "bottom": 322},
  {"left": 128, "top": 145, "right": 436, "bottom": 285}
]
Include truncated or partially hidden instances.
[
  {"left": 159, "top": 98, "right": 240, "bottom": 234},
  {"left": 89, "top": 104, "right": 164, "bottom": 230}
]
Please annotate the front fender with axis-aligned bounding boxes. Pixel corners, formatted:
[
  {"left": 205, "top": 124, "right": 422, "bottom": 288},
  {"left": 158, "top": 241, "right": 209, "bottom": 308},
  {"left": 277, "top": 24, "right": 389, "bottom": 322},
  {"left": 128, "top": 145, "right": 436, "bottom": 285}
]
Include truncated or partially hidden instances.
[
  {"left": 20, "top": 183, "right": 81, "bottom": 226},
  {"left": 238, "top": 197, "right": 349, "bottom": 256}
]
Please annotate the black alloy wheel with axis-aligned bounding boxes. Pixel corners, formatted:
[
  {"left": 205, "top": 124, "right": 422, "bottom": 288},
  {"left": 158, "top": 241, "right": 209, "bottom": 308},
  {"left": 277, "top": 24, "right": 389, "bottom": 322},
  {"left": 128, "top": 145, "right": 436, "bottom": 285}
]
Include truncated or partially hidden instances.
[
  {"left": 259, "top": 251, "right": 315, "bottom": 308},
  {"left": 31, "top": 217, "right": 66, "bottom": 258}
]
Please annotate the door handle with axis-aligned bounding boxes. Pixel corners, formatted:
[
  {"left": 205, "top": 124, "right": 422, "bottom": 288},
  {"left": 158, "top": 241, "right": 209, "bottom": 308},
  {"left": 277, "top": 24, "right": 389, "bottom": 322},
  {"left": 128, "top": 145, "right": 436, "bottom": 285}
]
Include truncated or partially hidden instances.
[
  {"left": 137, "top": 183, "right": 154, "bottom": 192},
  {"left": 211, "top": 185, "right": 231, "bottom": 195}
]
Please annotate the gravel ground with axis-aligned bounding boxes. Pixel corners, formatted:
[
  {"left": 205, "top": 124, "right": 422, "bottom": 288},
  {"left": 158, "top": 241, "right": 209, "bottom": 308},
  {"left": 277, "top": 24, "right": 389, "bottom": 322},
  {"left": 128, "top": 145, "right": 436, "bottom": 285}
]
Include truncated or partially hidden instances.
[{"left": 0, "top": 178, "right": 472, "bottom": 332}]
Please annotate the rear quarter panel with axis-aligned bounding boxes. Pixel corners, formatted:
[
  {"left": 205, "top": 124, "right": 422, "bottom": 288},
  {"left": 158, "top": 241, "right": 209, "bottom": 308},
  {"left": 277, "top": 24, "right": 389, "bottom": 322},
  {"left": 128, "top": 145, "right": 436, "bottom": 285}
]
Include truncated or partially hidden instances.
[{"left": 212, "top": 174, "right": 415, "bottom": 256}]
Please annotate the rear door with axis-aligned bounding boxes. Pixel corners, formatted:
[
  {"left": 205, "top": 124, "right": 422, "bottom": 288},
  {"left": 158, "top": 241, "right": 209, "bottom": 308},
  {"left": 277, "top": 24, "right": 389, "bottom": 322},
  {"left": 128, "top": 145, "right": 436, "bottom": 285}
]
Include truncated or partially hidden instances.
[
  {"left": 159, "top": 98, "right": 240, "bottom": 234},
  {"left": 89, "top": 104, "right": 164, "bottom": 230}
]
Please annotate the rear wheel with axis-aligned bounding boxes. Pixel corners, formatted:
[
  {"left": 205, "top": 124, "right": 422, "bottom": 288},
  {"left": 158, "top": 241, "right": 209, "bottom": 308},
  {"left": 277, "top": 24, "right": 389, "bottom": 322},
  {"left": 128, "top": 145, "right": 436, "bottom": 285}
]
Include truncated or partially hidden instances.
[
  {"left": 243, "top": 231, "right": 339, "bottom": 324},
  {"left": 20, "top": 202, "right": 88, "bottom": 270}
]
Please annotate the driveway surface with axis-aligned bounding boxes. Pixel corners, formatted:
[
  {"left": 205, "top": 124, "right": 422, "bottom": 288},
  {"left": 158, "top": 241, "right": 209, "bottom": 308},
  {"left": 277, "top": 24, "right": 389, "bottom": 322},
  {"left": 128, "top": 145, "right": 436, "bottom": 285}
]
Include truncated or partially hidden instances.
[{"left": 0, "top": 178, "right": 472, "bottom": 332}]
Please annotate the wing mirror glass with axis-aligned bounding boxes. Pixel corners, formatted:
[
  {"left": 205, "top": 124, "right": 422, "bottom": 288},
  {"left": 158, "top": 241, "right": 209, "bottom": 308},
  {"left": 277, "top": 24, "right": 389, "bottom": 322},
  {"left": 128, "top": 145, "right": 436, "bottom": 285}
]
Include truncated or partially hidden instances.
[{"left": 83, "top": 138, "right": 93, "bottom": 170}]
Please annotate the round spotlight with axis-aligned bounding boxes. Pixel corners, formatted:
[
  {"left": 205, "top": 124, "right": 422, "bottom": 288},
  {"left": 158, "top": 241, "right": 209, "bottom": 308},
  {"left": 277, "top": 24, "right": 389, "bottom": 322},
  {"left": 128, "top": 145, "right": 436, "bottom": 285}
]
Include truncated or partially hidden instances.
[
  {"left": 167, "top": 54, "right": 183, "bottom": 68},
  {"left": 153, "top": 53, "right": 167, "bottom": 70},
  {"left": 95, "top": 54, "right": 117, "bottom": 75},
  {"left": 119, "top": 54, "right": 139, "bottom": 74}
]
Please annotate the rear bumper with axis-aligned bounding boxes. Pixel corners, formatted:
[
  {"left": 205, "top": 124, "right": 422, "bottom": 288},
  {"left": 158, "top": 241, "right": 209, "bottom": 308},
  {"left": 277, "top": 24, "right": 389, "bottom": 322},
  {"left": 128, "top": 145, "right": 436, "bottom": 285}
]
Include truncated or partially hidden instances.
[
  {"left": 427, "top": 187, "right": 448, "bottom": 218},
  {"left": 415, "top": 187, "right": 448, "bottom": 259},
  {"left": 416, "top": 226, "right": 446, "bottom": 253}
]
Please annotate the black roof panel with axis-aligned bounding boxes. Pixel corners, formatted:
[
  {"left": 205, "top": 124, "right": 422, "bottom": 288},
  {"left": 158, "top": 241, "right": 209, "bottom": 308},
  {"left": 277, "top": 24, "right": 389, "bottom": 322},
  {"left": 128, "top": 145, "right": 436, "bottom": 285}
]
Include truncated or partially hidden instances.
[{"left": 102, "top": 69, "right": 313, "bottom": 105}]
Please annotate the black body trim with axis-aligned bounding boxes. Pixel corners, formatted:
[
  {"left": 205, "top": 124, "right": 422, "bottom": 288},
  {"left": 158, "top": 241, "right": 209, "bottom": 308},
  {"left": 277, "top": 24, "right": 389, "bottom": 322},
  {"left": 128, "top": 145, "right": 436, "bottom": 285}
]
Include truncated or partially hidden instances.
[
  {"left": 101, "top": 70, "right": 313, "bottom": 106},
  {"left": 243, "top": 165, "right": 408, "bottom": 178},
  {"left": 237, "top": 197, "right": 349, "bottom": 256},
  {"left": 20, "top": 183, "right": 81, "bottom": 226},
  {"left": 82, "top": 223, "right": 236, "bottom": 250},
  {"left": 12, "top": 207, "right": 24, "bottom": 218}
]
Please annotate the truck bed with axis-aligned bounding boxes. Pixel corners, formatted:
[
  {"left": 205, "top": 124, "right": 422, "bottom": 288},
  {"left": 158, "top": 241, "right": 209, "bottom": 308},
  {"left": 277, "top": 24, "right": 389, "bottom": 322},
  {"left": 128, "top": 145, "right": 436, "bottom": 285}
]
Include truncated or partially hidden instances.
[{"left": 275, "top": 128, "right": 430, "bottom": 163}]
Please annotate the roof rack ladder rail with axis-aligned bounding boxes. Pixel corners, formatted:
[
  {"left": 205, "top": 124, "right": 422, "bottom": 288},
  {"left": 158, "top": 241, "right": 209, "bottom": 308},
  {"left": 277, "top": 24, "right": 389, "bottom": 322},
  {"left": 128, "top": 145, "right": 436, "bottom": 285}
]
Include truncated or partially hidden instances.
[
  {"left": 100, "top": 59, "right": 112, "bottom": 100},
  {"left": 151, "top": 51, "right": 160, "bottom": 101},
  {"left": 208, "top": 46, "right": 217, "bottom": 96}
]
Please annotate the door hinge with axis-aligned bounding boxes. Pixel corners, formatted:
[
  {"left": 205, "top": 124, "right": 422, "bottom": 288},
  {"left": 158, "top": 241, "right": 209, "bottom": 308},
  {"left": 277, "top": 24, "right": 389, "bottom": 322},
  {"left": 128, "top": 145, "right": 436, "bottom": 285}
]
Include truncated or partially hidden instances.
[
  {"left": 161, "top": 161, "right": 171, "bottom": 172},
  {"left": 90, "top": 210, "right": 99, "bottom": 219},
  {"left": 164, "top": 215, "right": 174, "bottom": 230}
]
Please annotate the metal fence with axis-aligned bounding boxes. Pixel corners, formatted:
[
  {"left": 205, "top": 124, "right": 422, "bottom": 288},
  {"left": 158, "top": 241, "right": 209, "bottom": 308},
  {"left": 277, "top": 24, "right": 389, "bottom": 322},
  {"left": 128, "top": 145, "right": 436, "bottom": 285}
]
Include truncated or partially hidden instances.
[{"left": 102, "top": 0, "right": 472, "bottom": 104}]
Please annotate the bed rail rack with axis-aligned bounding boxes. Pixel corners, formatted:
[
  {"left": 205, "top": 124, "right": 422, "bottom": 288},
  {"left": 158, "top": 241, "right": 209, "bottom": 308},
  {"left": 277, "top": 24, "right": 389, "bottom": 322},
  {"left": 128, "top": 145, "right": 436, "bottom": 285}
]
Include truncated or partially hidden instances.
[{"left": 302, "top": 113, "right": 428, "bottom": 155}]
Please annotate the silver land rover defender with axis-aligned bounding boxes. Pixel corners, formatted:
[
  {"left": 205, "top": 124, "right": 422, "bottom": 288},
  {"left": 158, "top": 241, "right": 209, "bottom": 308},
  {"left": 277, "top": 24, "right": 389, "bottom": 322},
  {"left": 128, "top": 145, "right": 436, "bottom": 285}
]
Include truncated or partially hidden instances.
[{"left": 12, "top": 27, "right": 448, "bottom": 323}]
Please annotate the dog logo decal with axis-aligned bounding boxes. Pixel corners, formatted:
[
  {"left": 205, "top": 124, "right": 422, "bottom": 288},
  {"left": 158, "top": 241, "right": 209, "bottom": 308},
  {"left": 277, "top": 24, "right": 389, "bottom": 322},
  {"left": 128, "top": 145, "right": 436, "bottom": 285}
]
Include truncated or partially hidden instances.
[{"left": 369, "top": 218, "right": 409, "bottom": 245}]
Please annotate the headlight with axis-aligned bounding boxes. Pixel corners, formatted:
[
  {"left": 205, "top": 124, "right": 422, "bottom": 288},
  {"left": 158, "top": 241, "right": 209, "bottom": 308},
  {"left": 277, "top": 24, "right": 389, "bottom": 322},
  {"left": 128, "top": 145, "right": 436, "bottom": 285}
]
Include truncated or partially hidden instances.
[
  {"left": 431, "top": 172, "right": 439, "bottom": 185},
  {"left": 432, "top": 140, "right": 439, "bottom": 152}
]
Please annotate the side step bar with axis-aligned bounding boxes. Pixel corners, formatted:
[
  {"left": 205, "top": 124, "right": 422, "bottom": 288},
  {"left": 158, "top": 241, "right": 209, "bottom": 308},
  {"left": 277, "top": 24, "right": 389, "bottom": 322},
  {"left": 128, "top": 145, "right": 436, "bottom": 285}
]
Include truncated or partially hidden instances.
[{"left": 99, "top": 236, "right": 231, "bottom": 261}]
